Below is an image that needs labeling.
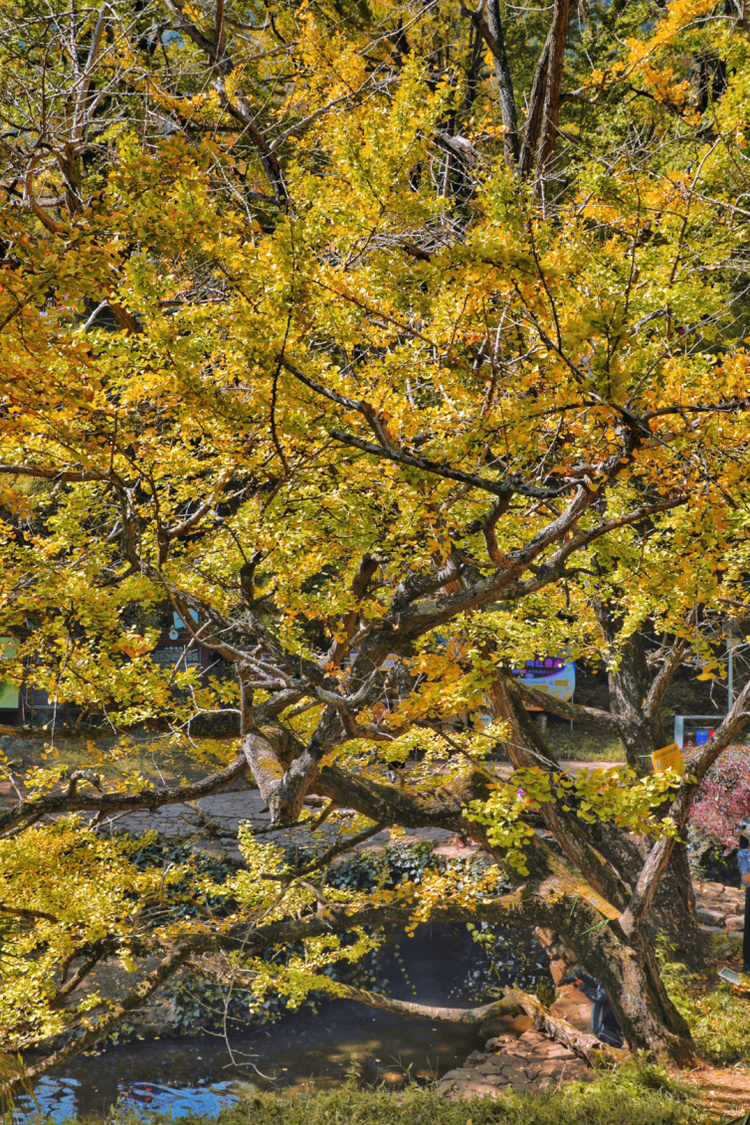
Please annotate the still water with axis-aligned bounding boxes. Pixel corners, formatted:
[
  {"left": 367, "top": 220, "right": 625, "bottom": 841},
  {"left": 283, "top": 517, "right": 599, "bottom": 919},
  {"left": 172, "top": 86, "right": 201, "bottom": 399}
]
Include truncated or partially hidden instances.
[{"left": 23, "top": 924, "right": 546, "bottom": 1121}]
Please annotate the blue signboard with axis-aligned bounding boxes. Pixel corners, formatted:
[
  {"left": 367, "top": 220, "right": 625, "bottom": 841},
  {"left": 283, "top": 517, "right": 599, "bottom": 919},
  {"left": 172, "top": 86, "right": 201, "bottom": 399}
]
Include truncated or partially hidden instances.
[{"left": 513, "top": 656, "right": 575, "bottom": 703}]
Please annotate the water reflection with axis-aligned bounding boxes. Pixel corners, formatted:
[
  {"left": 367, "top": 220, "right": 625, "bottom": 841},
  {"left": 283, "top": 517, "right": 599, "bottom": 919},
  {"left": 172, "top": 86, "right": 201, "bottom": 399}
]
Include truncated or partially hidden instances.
[
  {"left": 29, "top": 1076, "right": 238, "bottom": 1122},
  {"left": 21, "top": 922, "right": 546, "bottom": 1121}
]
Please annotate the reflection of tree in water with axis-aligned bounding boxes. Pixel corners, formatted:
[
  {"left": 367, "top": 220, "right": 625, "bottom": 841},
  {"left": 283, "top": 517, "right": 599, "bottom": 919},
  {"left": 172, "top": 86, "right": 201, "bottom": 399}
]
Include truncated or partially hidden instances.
[
  {"left": 382, "top": 921, "right": 550, "bottom": 1008},
  {"left": 459, "top": 923, "right": 551, "bottom": 1001}
]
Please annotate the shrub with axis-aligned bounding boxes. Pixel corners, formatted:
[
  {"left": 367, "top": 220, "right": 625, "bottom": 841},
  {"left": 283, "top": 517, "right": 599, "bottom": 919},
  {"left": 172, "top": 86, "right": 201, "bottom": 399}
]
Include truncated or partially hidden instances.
[{"left": 689, "top": 746, "right": 750, "bottom": 854}]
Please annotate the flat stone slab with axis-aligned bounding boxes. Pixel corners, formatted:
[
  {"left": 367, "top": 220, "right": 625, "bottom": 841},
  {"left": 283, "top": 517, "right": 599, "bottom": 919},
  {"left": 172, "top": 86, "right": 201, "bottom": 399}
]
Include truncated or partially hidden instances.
[
  {"left": 549, "top": 985, "right": 593, "bottom": 1033},
  {"left": 438, "top": 1027, "right": 592, "bottom": 1099},
  {"left": 697, "top": 907, "right": 727, "bottom": 925},
  {"left": 88, "top": 788, "right": 456, "bottom": 855}
]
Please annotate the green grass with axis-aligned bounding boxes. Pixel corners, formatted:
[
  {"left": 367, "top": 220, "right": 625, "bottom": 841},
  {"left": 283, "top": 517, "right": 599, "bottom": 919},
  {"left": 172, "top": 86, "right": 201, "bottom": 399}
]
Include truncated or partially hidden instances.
[
  {"left": 55, "top": 1068, "right": 706, "bottom": 1125},
  {"left": 544, "top": 725, "right": 624, "bottom": 762},
  {"left": 673, "top": 975, "right": 750, "bottom": 1066},
  {"left": 660, "top": 941, "right": 750, "bottom": 1066}
]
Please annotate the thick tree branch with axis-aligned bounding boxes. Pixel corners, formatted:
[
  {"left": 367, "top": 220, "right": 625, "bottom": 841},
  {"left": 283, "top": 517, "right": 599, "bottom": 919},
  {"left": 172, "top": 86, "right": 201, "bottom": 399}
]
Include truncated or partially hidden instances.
[
  {"left": 518, "top": 27, "right": 552, "bottom": 175},
  {"left": 538, "top": 0, "right": 572, "bottom": 175},
  {"left": 489, "top": 678, "right": 629, "bottom": 910},
  {"left": 461, "top": 0, "right": 519, "bottom": 163},
  {"left": 621, "top": 674, "right": 750, "bottom": 932},
  {"left": 643, "top": 637, "right": 689, "bottom": 720},
  {"left": 330, "top": 428, "right": 564, "bottom": 500},
  {"left": 0, "top": 754, "right": 249, "bottom": 838},
  {"left": 506, "top": 678, "right": 623, "bottom": 735}
]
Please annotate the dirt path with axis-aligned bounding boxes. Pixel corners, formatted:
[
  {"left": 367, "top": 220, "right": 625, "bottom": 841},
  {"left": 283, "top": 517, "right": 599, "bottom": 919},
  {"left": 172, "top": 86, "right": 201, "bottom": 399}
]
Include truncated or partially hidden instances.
[{"left": 681, "top": 1063, "right": 750, "bottom": 1116}]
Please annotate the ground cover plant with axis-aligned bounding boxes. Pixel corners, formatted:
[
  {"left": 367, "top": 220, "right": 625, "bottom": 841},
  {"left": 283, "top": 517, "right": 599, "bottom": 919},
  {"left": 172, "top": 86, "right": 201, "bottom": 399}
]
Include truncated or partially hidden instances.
[{"left": 659, "top": 939, "right": 750, "bottom": 1068}]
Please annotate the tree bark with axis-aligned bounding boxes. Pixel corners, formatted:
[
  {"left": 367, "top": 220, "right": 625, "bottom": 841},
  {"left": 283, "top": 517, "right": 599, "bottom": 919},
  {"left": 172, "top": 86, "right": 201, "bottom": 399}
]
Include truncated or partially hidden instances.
[
  {"left": 537, "top": 0, "right": 572, "bottom": 177},
  {"left": 504, "top": 986, "right": 624, "bottom": 1065},
  {"left": 338, "top": 984, "right": 623, "bottom": 1066},
  {"left": 463, "top": 0, "right": 519, "bottom": 163},
  {"left": 488, "top": 677, "right": 629, "bottom": 909},
  {"left": 518, "top": 28, "right": 551, "bottom": 176}
]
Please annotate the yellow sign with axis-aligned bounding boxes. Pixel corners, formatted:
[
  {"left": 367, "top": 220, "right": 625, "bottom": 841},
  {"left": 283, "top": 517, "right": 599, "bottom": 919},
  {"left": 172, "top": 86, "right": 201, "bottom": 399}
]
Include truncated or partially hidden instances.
[
  {"left": 651, "top": 743, "right": 684, "bottom": 773},
  {"left": 575, "top": 884, "right": 623, "bottom": 921}
]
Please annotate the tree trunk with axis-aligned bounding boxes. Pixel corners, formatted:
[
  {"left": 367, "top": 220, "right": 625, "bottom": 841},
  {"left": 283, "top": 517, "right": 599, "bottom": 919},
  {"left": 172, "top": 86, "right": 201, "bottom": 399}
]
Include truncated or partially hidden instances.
[
  {"left": 645, "top": 839, "right": 699, "bottom": 960},
  {"left": 537, "top": 0, "right": 572, "bottom": 175},
  {"left": 594, "top": 606, "right": 700, "bottom": 953},
  {"left": 338, "top": 984, "right": 624, "bottom": 1066},
  {"left": 485, "top": 0, "right": 520, "bottom": 163},
  {"left": 547, "top": 893, "right": 697, "bottom": 1065},
  {"left": 484, "top": 675, "right": 698, "bottom": 1061}
]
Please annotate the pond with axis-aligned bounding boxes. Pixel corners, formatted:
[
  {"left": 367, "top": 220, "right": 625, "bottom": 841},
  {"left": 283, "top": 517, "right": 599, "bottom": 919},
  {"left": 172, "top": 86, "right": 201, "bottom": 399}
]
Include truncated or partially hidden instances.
[{"left": 23, "top": 923, "right": 548, "bottom": 1121}]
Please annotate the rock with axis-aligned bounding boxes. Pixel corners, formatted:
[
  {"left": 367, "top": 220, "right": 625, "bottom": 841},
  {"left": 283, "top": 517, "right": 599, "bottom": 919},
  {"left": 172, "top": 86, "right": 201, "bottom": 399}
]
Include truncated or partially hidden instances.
[
  {"left": 543, "top": 1043, "right": 577, "bottom": 1059},
  {"left": 550, "top": 985, "right": 593, "bottom": 1034},
  {"left": 464, "top": 1050, "right": 487, "bottom": 1065},
  {"left": 704, "top": 881, "right": 728, "bottom": 893},
  {"left": 476, "top": 1059, "right": 507, "bottom": 1075},
  {"left": 726, "top": 915, "right": 745, "bottom": 932},
  {"left": 495, "top": 1058, "right": 531, "bottom": 1083},
  {"left": 380, "top": 1070, "right": 406, "bottom": 1087},
  {"left": 550, "top": 958, "right": 568, "bottom": 985},
  {"left": 441, "top": 1019, "right": 594, "bottom": 1101},
  {"left": 464, "top": 1078, "right": 507, "bottom": 1097},
  {"left": 535, "top": 927, "right": 555, "bottom": 947},
  {"left": 520, "top": 1030, "right": 549, "bottom": 1049},
  {"left": 503, "top": 1042, "right": 534, "bottom": 1059},
  {"left": 535, "top": 1058, "right": 569, "bottom": 1076},
  {"left": 696, "top": 907, "right": 726, "bottom": 925},
  {"left": 484, "top": 1034, "right": 515, "bottom": 1051},
  {"left": 438, "top": 1067, "right": 473, "bottom": 1087}
]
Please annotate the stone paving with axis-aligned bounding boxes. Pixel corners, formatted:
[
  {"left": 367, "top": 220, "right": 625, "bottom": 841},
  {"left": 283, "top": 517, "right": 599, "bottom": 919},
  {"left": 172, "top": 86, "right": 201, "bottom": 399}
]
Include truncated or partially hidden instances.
[
  {"left": 694, "top": 879, "right": 747, "bottom": 935},
  {"left": 437, "top": 991, "right": 594, "bottom": 1098},
  {"left": 92, "top": 758, "right": 622, "bottom": 858},
  {"left": 438, "top": 1029, "right": 591, "bottom": 1098},
  {"left": 97, "top": 779, "right": 456, "bottom": 860}
]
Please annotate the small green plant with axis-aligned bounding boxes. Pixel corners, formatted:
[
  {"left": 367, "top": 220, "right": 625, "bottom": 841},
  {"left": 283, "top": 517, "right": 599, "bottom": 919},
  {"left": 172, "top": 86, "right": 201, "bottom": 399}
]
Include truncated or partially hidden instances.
[
  {"left": 544, "top": 725, "right": 623, "bottom": 763},
  {"left": 0, "top": 1052, "right": 32, "bottom": 1124},
  {"left": 657, "top": 935, "right": 750, "bottom": 1065},
  {"left": 535, "top": 978, "right": 556, "bottom": 1008},
  {"left": 592, "top": 1054, "right": 695, "bottom": 1103}
]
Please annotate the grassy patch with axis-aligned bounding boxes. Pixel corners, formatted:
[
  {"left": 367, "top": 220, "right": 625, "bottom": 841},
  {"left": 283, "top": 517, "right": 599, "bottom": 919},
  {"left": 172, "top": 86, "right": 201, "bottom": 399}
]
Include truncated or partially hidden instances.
[
  {"left": 544, "top": 725, "right": 623, "bottom": 762},
  {"left": 56, "top": 1070, "right": 705, "bottom": 1125},
  {"left": 660, "top": 943, "right": 750, "bottom": 1066}
]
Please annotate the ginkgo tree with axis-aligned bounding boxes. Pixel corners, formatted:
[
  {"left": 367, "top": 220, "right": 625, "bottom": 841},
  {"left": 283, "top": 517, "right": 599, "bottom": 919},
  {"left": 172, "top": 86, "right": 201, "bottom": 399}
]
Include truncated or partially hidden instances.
[{"left": 2, "top": 0, "right": 750, "bottom": 1075}]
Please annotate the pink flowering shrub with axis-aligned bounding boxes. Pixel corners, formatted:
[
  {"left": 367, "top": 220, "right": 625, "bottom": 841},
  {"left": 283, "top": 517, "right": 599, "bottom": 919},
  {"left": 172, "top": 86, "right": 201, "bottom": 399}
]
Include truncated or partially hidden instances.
[{"left": 689, "top": 746, "right": 750, "bottom": 853}]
